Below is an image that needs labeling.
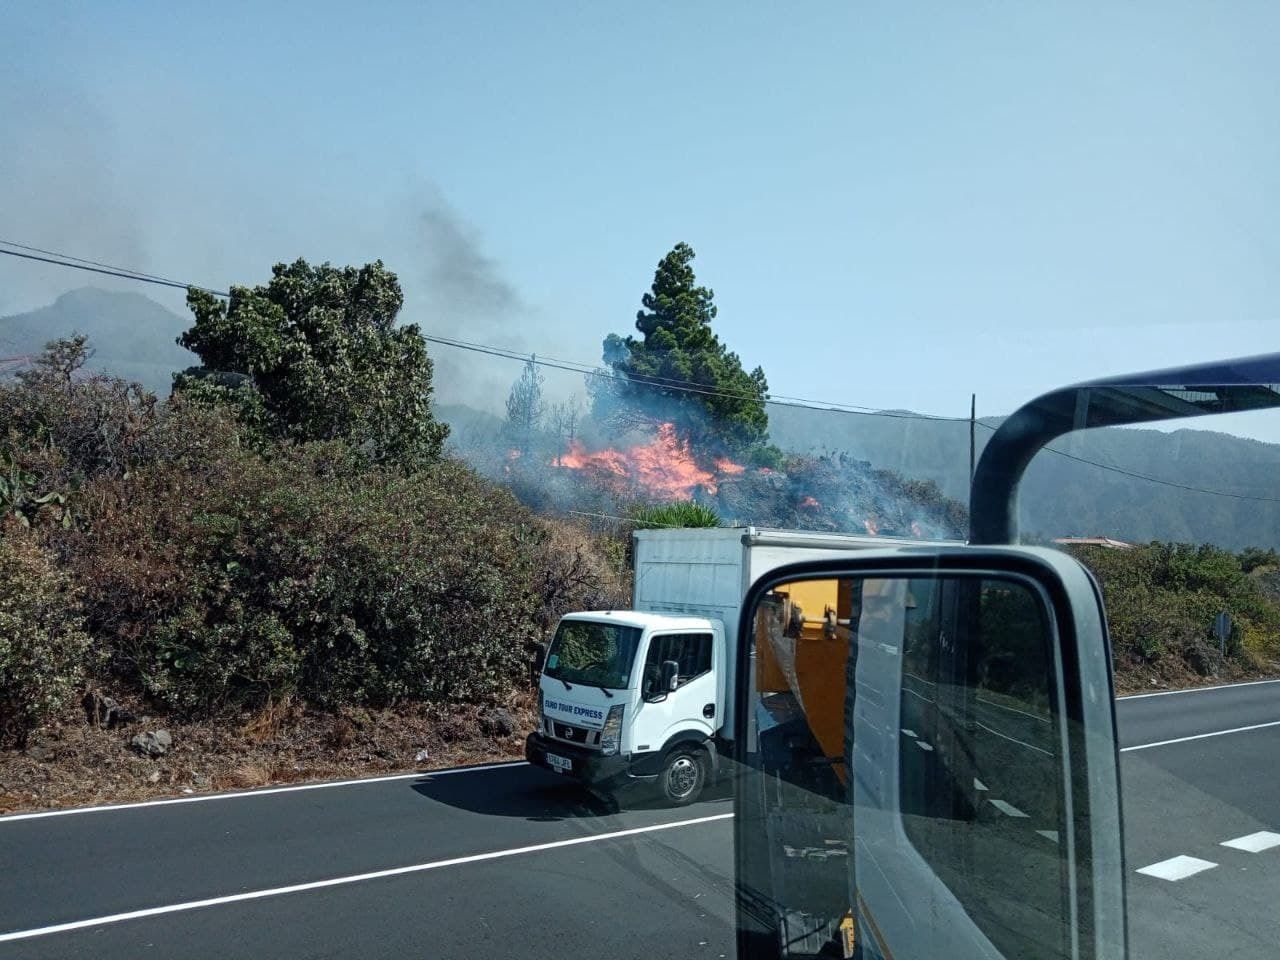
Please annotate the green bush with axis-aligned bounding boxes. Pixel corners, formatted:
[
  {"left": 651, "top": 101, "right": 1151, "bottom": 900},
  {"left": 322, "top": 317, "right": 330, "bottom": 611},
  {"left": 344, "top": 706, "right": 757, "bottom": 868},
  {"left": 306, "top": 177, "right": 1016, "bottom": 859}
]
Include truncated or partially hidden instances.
[
  {"left": 631, "top": 501, "right": 723, "bottom": 529},
  {"left": 1070, "top": 542, "right": 1280, "bottom": 675},
  {"left": 0, "top": 525, "right": 92, "bottom": 746}
]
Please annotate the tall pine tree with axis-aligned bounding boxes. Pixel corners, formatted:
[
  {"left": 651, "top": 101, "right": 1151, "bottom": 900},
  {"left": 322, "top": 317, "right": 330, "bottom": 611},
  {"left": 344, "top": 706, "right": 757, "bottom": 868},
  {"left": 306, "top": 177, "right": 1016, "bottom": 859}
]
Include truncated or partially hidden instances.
[{"left": 596, "top": 243, "right": 770, "bottom": 455}]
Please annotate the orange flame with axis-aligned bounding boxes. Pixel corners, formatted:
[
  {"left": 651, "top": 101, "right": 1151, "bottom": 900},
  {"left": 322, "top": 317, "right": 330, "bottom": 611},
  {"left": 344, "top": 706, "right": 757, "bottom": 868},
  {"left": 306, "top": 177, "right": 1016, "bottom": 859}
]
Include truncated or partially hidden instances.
[
  {"left": 910, "top": 521, "right": 924, "bottom": 538},
  {"left": 555, "top": 423, "right": 719, "bottom": 500},
  {"left": 863, "top": 519, "right": 879, "bottom": 536},
  {"left": 715, "top": 458, "right": 745, "bottom": 475},
  {"left": 800, "top": 496, "right": 821, "bottom": 509}
]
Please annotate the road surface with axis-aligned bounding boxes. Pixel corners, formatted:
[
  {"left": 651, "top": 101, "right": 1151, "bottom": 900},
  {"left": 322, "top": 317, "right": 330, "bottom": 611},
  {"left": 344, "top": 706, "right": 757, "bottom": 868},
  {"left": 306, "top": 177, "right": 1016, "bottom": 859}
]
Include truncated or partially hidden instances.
[{"left": 2, "top": 679, "right": 1278, "bottom": 959}]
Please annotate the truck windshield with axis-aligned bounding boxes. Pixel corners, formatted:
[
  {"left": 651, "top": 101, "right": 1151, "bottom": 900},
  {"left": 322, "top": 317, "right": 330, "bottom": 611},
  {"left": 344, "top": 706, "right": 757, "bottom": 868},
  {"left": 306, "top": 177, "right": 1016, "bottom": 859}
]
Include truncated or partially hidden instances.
[{"left": 544, "top": 621, "right": 642, "bottom": 690}]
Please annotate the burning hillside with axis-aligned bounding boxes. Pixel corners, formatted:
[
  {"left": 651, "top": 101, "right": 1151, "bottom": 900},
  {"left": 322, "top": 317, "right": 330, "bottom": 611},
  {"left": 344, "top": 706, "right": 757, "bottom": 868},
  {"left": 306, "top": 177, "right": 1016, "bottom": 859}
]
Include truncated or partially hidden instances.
[
  {"left": 553, "top": 423, "right": 729, "bottom": 500},
  {"left": 533, "top": 424, "right": 966, "bottom": 539}
]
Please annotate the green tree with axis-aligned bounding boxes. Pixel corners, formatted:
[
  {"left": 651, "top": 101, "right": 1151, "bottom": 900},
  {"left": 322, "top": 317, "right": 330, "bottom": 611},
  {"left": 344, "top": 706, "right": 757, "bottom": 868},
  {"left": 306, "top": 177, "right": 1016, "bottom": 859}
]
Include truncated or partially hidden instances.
[
  {"left": 176, "top": 259, "right": 448, "bottom": 467},
  {"left": 505, "top": 358, "right": 545, "bottom": 456},
  {"left": 596, "top": 243, "right": 770, "bottom": 454}
]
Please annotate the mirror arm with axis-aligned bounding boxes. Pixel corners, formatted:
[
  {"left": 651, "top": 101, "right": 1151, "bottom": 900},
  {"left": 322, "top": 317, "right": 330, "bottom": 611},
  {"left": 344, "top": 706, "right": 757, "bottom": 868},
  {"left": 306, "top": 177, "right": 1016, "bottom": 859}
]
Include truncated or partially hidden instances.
[{"left": 969, "top": 352, "right": 1280, "bottom": 545}]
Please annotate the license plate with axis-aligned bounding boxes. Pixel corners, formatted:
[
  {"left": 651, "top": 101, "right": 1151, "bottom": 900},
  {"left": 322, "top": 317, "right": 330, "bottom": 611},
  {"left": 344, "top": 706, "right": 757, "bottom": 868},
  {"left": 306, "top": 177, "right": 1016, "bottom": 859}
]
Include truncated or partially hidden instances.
[{"left": 546, "top": 752, "right": 572, "bottom": 773}]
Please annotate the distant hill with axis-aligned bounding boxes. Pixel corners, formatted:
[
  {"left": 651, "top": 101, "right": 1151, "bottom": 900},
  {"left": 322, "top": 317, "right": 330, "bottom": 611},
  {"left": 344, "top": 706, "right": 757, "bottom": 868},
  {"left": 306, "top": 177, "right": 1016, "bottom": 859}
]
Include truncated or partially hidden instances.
[
  {"left": 0, "top": 287, "right": 195, "bottom": 394},
  {"left": 768, "top": 404, "right": 1280, "bottom": 550}
]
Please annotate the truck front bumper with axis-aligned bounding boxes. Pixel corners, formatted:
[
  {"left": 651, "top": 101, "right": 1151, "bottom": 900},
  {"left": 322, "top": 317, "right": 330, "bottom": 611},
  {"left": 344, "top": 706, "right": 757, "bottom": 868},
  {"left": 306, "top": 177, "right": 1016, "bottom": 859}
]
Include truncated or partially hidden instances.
[{"left": 525, "top": 732, "right": 656, "bottom": 790}]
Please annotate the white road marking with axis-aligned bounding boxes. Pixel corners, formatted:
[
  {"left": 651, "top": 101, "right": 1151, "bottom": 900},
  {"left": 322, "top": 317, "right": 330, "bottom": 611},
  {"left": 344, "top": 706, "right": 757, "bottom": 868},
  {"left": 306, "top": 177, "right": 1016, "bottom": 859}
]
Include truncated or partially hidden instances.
[
  {"left": 1036, "top": 830, "right": 1059, "bottom": 843},
  {"left": 1120, "top": 720, "right": 1280, "bottom": 752},
  {"left": 1135, "top": 855, "right": 1218, "bottom": 881},
  {"left": 973, "top": 778, "right": 988, "bottom": 791},
  {"left": 975, "top": 720, "right": 1052, "bottom": 757},
  {"left": 988, "top": 799, "right": 1028, "bottom": 818},
  {"left": 0, "top": 761, "right": 529, "bottom": 824},
  {"left": 901, "top": 728, "right": 918, "bottom": 738},
  {"left": 914, "top": 740, "right": 934, "bottom": 752},
  {"left": 975, "top": 694, "right": 1052, "bottom": 724},
  {"left": 1118, "top": 678, "right": 1280, "bottom": 700},
  {"left": 1220, "top": 831, "right": 1280, "bottom": 853},
  {"left": 0, "top": 811, "right": 734, "bottom": 944}
]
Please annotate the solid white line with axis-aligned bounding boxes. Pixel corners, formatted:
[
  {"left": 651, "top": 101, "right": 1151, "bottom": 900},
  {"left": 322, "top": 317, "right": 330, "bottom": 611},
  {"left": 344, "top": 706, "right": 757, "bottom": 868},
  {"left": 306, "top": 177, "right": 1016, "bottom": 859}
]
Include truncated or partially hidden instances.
[
  {"left": 975, "top": 720, "right": 1053, "bottom": 757},
  {"left": 1118, "top": 678, "right": 1280, "bottom": 700},
  {"left": 0, "top": 812, "right": 734, "bottom": 943},
  {"left": 1220, "top": 831, "right": 1280, "bottom": 853},
  {"left": 0, "top": 761, "right": 529, "bottom": 824},
  {"left": 975, "top": 695, "right": 1052, "bottom": 725},
  {"left": 1135, "top": 855, "right": 1217, "bottom": 881},
  {"left": 1120, "top": 720, "right": 1280, "bottom": 752}
]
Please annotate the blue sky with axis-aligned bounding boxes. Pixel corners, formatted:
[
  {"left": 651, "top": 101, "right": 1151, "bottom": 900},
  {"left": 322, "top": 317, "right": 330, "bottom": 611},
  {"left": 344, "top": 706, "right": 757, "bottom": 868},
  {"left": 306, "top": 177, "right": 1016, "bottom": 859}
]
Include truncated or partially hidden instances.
[{"left": 3, "top": 1, "right": 1279, "bottom": 439}]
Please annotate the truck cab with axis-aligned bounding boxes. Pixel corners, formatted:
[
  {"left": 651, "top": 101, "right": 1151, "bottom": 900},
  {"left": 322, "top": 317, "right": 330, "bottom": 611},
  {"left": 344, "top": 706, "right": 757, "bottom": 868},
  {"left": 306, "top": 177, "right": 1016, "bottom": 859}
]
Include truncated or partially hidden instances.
[{"left": 525, "top": 611, "right": 727, "bottom": 804}]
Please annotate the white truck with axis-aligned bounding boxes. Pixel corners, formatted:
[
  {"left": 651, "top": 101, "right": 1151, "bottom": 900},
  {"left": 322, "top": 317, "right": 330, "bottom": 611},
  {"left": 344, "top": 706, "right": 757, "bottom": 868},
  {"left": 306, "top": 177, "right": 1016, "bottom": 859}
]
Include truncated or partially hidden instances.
[{"left": 524, "top": 526, "right": 940, "bottom": 805}]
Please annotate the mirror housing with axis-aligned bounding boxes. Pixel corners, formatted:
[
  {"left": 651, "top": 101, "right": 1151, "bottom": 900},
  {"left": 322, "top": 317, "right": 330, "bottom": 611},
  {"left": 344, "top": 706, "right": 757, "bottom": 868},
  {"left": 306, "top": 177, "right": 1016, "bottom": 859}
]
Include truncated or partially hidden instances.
[
  {"left": 733, "top": 546, "right": 1125, "bottom": 960},
  {"left": 662, "top": 659, "right": 680, "bottom": 693},
  {"left": 533, "top": 641, "right": 546, "bottom": 670}
]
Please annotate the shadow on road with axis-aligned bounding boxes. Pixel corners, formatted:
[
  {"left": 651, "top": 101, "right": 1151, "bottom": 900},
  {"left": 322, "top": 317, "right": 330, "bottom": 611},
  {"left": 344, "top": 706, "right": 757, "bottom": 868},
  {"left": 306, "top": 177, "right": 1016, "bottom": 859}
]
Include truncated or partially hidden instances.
[{"left": 410, "top": 762, "right": 733, "bottom": 821}]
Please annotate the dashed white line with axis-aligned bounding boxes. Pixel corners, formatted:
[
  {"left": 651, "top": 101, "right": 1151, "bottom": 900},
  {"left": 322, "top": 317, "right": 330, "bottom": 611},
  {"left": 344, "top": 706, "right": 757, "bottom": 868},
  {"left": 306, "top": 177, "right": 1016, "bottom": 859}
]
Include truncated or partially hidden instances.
[
  {"left": 0, "top": 812, "right": 734, "bottom": 944},
  {"left": 1220, "top": 831, "right": 1280, "bottom": 853},
  {"left": 1135, "top": 855, "right": 1217, "bottom": 881},
  {"left": 901, "top": 728, "right": 918, "bottom": 738},
  {"left": 914, "top": 740, "right": 934, "bottom": 752},
  {"left": 1036, "top": 830, "right": 1059, "bottom": 843},
  {"left": 988, "top": 799, "right": 1029, "bottom": 818},
  {"left": 973, "top": 778, "right": 988, "bottom": 792},
  {"left": 1120, "top": 720, "right": 1280, "bottom": 752},
  {"left": 0, "top": 761, "right": 529, "bottom": 824}
]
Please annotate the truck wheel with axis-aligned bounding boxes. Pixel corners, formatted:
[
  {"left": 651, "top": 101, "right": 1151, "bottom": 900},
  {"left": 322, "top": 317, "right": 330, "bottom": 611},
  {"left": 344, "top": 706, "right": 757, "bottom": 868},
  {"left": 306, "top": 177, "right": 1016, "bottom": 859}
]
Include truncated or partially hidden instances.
[{"left": 659, "top": 747, "right": 707, "bottom": 806}]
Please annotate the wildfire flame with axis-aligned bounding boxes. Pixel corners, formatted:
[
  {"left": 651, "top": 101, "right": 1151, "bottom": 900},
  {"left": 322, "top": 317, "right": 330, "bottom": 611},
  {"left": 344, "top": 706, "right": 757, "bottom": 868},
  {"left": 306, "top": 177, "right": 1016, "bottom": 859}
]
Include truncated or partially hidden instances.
[
  {"left": 863, "top": 519, "right": 880, "bottom": 536},
  {"left": 800, "top": 496, "right": 821, "bottom": 509},
  {"left": 554, "top": 423, "right": 741, "bottom": 501}
]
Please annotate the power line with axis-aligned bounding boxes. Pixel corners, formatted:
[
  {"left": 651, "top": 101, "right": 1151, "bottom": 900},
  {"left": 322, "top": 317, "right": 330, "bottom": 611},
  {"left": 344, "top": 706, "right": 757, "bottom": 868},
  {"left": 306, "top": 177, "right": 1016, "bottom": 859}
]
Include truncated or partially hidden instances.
[
  {"left": 432, "top": 334, "right": 941, "bottom": 418},
  {"left": 6, "top": 236, "right": 1278, "bottom": 503},
  {"left": 422, "top": 333, "right": 970, "bottom": 423},
  {"left": 0, "top": 239, "right": 189, "bottom": 286},
  {"left": 974, "top": 421, "right": 1280, "bottom": 503},
  {"left": 0, "top": 242, "right": 229, "bottom": 298}
]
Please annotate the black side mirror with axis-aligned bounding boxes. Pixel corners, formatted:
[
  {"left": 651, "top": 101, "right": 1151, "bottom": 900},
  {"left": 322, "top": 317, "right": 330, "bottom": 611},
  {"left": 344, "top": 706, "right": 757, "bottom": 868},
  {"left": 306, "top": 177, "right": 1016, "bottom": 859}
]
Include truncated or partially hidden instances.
[
  {"left": 533, "top": 642, "right": 547, "bottom": 670},
  {"left": 661, "top": 659, "right": 680, "bottom": 693}
]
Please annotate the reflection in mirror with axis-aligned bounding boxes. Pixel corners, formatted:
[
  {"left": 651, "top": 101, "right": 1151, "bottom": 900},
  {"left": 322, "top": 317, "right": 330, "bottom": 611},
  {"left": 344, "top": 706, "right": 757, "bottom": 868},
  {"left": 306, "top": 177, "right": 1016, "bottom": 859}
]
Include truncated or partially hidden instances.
[{"left": 739, "top": 574, "right": 1071, "bottom": 960}]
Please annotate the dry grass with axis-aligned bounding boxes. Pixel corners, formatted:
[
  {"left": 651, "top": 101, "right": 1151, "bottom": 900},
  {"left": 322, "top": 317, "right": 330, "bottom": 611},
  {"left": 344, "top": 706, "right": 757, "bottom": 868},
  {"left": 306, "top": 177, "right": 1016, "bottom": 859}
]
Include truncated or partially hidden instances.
[{"left": 0, "top": 695, "right": 536, "bottom": 817}]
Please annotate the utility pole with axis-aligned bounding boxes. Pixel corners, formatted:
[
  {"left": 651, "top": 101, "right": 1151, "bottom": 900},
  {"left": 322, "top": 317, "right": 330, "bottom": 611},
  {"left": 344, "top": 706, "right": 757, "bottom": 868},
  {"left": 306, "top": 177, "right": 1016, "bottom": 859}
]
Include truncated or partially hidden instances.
[{"left": 969, "top": 393, "right": 977, "bottom": 487}]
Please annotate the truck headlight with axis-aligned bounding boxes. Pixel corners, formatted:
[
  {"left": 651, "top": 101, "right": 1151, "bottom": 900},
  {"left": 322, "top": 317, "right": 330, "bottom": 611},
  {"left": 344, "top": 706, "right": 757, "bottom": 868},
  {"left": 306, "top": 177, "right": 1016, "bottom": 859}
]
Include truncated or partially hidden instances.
[{"left": 600, "top": 704, "right": 624, "bottom": 756}]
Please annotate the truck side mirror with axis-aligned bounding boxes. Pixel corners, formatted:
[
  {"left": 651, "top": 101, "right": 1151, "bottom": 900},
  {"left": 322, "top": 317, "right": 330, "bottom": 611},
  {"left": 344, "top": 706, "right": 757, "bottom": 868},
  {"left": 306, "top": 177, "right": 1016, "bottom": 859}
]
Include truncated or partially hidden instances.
[
  {"left": 533, "top": 641, "right": 547, "bottom": 669},
  {"left": 661, "top": 659, "right": 680, "bottom": 693},
  {"left": 732, "top": 548, "right": 1124, "bottom": 960}
]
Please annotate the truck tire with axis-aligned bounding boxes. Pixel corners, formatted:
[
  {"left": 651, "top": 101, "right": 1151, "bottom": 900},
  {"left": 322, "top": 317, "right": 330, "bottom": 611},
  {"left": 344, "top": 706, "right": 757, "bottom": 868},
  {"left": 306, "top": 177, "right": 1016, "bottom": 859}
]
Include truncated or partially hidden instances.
[{"left": 658, "top": 746, "right": 707, "bottom": 806}]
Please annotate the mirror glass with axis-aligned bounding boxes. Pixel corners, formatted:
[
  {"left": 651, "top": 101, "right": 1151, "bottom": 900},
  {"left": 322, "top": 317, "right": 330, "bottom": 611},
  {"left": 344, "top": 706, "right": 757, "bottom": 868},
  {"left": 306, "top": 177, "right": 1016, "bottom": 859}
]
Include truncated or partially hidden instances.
[{"left": 738, "top": 573, "right": 1073, "bottom": 960}]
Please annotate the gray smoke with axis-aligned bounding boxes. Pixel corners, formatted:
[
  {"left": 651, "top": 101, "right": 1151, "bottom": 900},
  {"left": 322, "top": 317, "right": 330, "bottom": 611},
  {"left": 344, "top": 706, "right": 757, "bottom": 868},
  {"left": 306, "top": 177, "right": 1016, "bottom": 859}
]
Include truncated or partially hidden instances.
[{"left": 0, "top": 82, "right": 150, "bottom": 316}]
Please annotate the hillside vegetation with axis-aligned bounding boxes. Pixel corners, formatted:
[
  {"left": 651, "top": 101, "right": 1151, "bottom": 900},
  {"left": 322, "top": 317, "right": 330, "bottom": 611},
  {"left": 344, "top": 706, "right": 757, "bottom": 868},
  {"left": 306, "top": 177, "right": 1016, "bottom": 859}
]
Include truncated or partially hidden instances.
[
  {"left": 0, "top": 276, "right": 628, "bottom": 753},
  {"left": 1066, "top": 542, "right": 1280, "bottom": 690}
]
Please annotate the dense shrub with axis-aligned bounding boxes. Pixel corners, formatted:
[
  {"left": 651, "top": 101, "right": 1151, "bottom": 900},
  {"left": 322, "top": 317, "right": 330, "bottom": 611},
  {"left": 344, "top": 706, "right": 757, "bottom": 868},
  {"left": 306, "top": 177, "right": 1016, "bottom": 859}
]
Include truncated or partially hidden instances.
[
  {"left": 68, "top": 442, "right": 594, "bottom": 713},
  {"left": 0, "top": 524, "right": 92, "bottom": 745},
  {"left": 1070, "top": 542, "right": 1280, "bottom": 676}
]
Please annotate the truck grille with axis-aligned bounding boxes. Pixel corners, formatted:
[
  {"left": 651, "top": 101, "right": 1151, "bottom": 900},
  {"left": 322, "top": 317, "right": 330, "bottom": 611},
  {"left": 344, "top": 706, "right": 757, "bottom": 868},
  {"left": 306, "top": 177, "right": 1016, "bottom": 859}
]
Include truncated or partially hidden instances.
[{"left": 552, "top": 721, "right": 594, "bottom": 745}]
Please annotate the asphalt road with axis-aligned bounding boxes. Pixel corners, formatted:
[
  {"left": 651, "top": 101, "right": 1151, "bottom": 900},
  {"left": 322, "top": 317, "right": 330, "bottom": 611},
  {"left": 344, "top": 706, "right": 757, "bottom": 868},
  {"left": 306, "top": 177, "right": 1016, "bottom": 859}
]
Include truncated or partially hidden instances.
[
  {"left": 2, "top": 679, "right": 1278, "bottom": 959},
  {"left": 1118, "top": 680, "right": 1280, "bottom": 960}
]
